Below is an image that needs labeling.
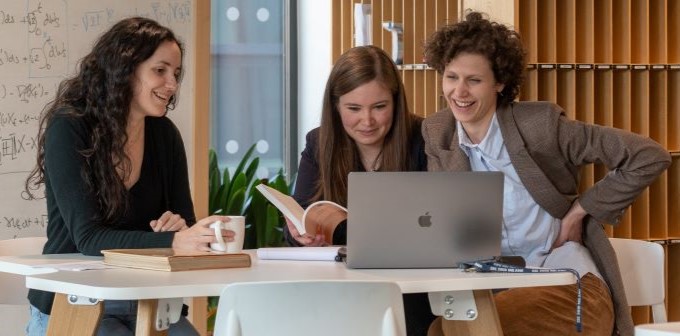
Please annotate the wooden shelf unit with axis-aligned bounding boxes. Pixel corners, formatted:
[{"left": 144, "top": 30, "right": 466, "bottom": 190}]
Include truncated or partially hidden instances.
[
  {"left": 514, "top": 0, "right": 678, "bottom": 324},
  {"left": 332, "top": 0, "right": 679, "bottom": 325},
  {"left": 670, "top": 242, "right": 680, "bottom": 321}
]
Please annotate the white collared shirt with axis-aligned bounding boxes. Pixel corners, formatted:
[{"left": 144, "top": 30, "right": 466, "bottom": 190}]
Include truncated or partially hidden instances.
[{"left": 457, "top": 113, "right": 600, "bottom": 279}]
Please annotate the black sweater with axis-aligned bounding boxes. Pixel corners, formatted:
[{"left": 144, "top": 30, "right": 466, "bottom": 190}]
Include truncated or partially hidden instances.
[{"left": 29, "top": 111, "right": 195, "bottom": 314}]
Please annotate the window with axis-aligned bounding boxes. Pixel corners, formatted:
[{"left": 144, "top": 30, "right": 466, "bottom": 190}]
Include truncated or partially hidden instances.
[{"left": 210, "top": 0, "right": 296, "bottom": 178}]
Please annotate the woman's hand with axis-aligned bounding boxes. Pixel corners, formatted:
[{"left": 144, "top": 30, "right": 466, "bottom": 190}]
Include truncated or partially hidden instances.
[
  {"left": 552, "top": 200, "right": 587, "bottom": 249},
  {"left": 171, "top": 215, "right": 235, "bottom": 252},
  {"left": 150, "top": 211, "right": 189, "bottom": 232},
  {"left": 286, "top": 217, "right": 326, "bottom": 246}
]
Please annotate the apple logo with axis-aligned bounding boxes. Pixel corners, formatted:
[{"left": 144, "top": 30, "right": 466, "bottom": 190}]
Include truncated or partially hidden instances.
[{"left": 418, "top": 212, "right": 432, "bottom": 227}]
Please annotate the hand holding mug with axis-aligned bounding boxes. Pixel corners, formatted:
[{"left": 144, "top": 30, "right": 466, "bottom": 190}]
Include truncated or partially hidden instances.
[
  {"left": 210, "top": 216, "right": 245, "bottom": 253},
  {"left": 172, "top": 215, "right": 234, "bottom": 252}
]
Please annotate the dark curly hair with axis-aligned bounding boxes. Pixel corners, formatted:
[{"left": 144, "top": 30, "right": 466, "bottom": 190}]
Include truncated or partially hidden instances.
[
  {"left": 25, "top": 17, "right": 184, "bottom": 225},
  {"left": 423, "top": 11, "right": 525, "bottom": 107}
]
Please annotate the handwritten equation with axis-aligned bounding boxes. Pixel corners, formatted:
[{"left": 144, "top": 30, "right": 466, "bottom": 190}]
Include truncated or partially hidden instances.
[
  {"left": 0, "top": 1, "right": 191, "bottom": 75},
  {"left": 79, "top": 1, "right": 191, "bottom": 32},
  {"left": 3, "top": 214, "right": 47, "bottom": 231},
  {"left": 0, "top": 82, "right": 51, "bottom": 104},
  {"left": 0, "top": 132, "right": 38, "bottom": 166},
  {"left": 0, "top": 40, "right": 67, "bottom": 72},
  {"left": 0, "top": 2, "right": 67, "bottom": 75}
]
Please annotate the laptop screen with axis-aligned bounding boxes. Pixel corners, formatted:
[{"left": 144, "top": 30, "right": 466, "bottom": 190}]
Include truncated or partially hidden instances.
[{"left": 345, "top": 171, "right": 503, "bottom": 269}]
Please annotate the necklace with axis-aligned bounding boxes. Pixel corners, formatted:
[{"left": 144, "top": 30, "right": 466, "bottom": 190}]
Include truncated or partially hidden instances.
[{"left": 364, "top": 149, "right": 383, "bottom": 172}]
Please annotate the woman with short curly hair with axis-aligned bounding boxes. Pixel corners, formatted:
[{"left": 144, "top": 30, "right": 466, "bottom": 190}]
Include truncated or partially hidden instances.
[{"left": 422, "top": 12, "right": 670, "bottom": 335}]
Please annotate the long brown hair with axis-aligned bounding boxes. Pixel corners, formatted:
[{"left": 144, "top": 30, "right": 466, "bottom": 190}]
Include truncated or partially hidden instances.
[
  {"left": 315, "top": 46, "right": 415, "bottom": 206},
  {"left": 24, "top": 17, "right": 183, "bottom": 225}
]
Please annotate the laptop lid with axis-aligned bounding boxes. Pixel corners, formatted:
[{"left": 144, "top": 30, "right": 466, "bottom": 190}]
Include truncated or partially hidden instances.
[{"left": 345, "top": 171, "right": 503, "bottom": 269}]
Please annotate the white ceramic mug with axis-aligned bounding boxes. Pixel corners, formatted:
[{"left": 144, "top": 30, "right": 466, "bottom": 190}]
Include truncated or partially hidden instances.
[{"left": 209, "top": 216, "right": 245, "bottom": 253}]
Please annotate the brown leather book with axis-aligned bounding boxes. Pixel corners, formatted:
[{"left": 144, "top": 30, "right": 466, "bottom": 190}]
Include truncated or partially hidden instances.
[{"left": 101, "top": 248, "right": 251, "bottom": 272}]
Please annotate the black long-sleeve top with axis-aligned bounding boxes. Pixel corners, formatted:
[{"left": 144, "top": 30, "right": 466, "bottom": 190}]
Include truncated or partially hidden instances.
[
  {"left": 285, "top": 117, "right": 427, "bottom": 246},
  {"left": 28, "top": 110, "right": 195, "bottom": 314}
]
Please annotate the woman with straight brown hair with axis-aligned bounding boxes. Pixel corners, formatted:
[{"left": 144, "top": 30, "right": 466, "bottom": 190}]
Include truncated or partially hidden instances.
[{"left": 283, "top": 45, "right": 432, "bottom": 335}]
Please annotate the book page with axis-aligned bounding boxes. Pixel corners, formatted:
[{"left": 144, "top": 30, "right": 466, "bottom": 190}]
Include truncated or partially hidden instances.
[
  {"left": 256, "top": 184, "right": 306, "bottom": 233},
  {"left": 304, "top": 204, "right": 348, "bottom": 240}
]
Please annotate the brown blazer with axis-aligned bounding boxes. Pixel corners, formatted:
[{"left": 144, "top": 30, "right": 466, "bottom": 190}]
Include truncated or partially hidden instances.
[{"left": 422, "top": 101, "right": 671, "bottom": 336}]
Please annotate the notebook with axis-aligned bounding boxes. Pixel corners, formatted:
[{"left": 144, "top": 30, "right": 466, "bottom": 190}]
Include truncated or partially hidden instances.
[{"left": 345, "top": 171, "right": 504, "bottom": 269}]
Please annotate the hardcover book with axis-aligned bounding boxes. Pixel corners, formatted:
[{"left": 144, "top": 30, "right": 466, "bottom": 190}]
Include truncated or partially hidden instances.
[{"left": 101, "top": 248, "right": 251, "bottom": 272}]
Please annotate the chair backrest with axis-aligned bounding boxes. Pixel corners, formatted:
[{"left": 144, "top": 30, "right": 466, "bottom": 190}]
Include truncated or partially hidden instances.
[
  {"left": 635, "top": 321, "right": 680, "bottom": 336},
  {"left": 213, "top": 280, "right": 406, "bottom": 336},
  {"left": 0, "top": 236, "right": 47, "bottom": 256},
  {"left": 609, "top": 238, "right": 667, "bottom": 323},
  {"left": 0, "top": 236, "right": 47, "bottom": 336}
]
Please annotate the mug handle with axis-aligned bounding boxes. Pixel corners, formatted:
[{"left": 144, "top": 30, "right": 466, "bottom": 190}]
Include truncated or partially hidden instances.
[{"left": 213, "top": 221, "right": 226, "bottom": 247}]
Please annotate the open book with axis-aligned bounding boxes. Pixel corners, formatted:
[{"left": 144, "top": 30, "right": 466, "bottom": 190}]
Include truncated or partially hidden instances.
[
  {"left": 101, "top": 248, "right": 251, "bottom": 272},
  {"left": 255, "top": 184, "right": 348, "bottom": 237}
]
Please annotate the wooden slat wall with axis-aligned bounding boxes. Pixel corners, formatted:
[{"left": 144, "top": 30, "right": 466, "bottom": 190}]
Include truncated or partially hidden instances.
[
  {"left": 332, "top": 0, "right": 680, "bottom": 326},
  {"left": 331, "top": 0, "right": 458, "bottom": 117},
  {"left": 515, "top": 0, "right": 679, "bottom": 325}
]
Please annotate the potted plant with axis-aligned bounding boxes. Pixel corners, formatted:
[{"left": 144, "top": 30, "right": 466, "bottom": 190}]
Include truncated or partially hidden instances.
[{"left": 206, "top": 144, "right": 293, "bottom": 333}]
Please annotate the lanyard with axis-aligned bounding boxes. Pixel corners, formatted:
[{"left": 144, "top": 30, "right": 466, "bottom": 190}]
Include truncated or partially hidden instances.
[{"left": 466, "top": 261, "right": 583, "bottom": 333}]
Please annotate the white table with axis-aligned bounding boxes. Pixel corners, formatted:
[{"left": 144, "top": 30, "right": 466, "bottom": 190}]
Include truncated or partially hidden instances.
[
  {"left": 2, "top": 251, "right": 576, "bottom": 336},
  {"left": 0, "top": 253, "right": 101, "bottom": 276}
]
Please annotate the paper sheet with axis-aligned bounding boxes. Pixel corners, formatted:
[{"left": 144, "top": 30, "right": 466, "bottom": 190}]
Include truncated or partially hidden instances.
[
  {"left": 33, "top": 260, "right": 114, "bottom": 271},
  {"left": 256, "top": 247, "right": 341, "bottom": 261}
]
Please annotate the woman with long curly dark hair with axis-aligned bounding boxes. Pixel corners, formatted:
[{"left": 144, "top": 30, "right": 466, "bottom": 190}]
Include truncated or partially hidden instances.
[{"left": 24, "top": 17, "right": 231, "bottom": 335}]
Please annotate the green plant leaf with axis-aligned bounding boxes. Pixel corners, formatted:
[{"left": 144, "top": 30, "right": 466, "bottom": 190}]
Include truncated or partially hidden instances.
[
  {"left": 226, "top": 187, "right": 246, "bottom": 215},
  {"left": 233, "top": 143, "right": 256, "bottom": 178},
  {"left": 208, "top": 149, "right": 220, "bottom": 214},
  {"left": 221, "top": 166, "right": 231, "bottom": 199},
  {"left": 226, "top": 172, "right": 247, "bottom": 211},
  {"left": 216, "top": 183, "right": 228, "bottom": 215},
  {"left": 208, "top": 149, "right": 218, "bottom": 172},
  {"left": 265, "top": 204, "right": 282, "bottom": 246},
  {"left": 244, "top": 157, "right": 259, "bottom": 184},
  {"left": 271, "top": 172, "right": 289, "bottom": 194}
]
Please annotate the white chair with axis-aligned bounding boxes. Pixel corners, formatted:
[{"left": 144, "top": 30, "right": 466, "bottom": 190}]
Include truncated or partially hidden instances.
[
  {"left": 0, "top": 237, "right": 48, "bottom": 336},
  {"left": 635, "top": 322, "right": 680, "bottom": 336},
  {"left": 213, "top": 280, "right": 406, "bottom": 336},
  {"left": 609, "top": 238, "right": 666, "bottom": 323}
]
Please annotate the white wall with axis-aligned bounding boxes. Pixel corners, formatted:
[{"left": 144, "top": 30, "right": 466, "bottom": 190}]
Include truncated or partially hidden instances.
[
  {"left": 297, "top": 0, "right": 332, "bottom": 156},
  {"left": 462, "top": 0, "right": 515, "bottom": 27}
]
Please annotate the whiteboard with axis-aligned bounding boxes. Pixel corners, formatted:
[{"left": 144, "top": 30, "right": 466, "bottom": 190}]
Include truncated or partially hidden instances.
[{"left": 0, "top": 0, "right": 196, "bottom": 239}]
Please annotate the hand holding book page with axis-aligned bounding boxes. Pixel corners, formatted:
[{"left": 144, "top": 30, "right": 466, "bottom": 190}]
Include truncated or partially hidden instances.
[{"left": 255, "top": 185, "right": 348, "bottom": 240}]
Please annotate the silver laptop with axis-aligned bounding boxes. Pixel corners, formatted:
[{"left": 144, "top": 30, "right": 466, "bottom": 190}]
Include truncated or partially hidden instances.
[{"left": 345, "top": 172, "right": 503, "bottom": 269}]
